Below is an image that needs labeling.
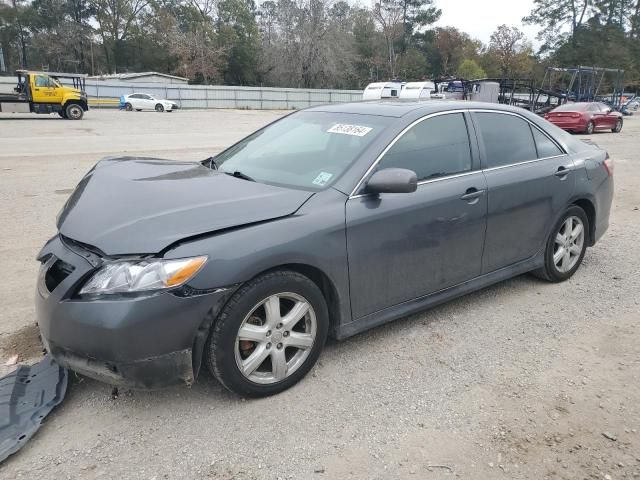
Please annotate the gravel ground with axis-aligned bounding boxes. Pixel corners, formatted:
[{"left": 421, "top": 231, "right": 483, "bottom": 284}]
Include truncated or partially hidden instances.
[{"left": 0, "top": 109, "right": 638, "bottom": 480}]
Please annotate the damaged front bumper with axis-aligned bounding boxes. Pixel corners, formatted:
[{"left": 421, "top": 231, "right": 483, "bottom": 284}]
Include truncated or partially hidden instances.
[{"left": 35, "top": 235, "right": 234, "bottom": 390}]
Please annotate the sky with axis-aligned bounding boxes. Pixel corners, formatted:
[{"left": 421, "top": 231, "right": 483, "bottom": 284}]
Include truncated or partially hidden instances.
[{"left": 433, "top": 0, "right": 541, "bottom": 46}]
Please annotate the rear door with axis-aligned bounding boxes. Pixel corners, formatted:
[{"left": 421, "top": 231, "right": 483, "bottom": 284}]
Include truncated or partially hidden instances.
[
  {"left": 346, "top": 111, "right": 488, "bottom": 319},
  {"left": 472, "top": 111, "right": 574, "bottom": 273}
]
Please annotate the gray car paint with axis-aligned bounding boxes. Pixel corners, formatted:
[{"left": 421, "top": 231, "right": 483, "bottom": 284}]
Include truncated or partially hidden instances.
[
  {"left": 57, "top": 157, "right": 314, "bottom": 255},
  {"left": 36, "top": 100, "right": 614, "bottom": 388}
]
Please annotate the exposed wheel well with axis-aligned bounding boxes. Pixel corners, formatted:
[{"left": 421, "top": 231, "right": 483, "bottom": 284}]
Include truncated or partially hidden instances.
[
  {"left": 572, "top": 199, "right": 596, "bottom": 245},
  {"left": 64, "top": 99, "right": 88, "bottom": 111},
  {"left": 261, "top": 264, "right": 342, "bottom": 337}
]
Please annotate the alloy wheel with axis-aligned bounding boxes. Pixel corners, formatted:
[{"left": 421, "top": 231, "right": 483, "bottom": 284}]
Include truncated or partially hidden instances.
[
  {"left": 234, "top": 292, "right": 316, "bottom": 385},
  {"left": 586, "top": 121, "right": 594, "bottom": 134},
  {"left": 553, "top": 216, "right": 585, "bottom": 273},
  {"left": 614, "top": 119, "right": 622, "bottom": 132}
]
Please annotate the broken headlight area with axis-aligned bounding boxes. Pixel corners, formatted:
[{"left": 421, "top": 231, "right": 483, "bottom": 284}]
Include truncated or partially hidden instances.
[{"left": 77, "top": 256, "right": 207, "bottom": 297}]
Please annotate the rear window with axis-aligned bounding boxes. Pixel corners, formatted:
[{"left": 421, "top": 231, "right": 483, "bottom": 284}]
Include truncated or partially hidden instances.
[{"left": 554, "top": 103, "right": 587, "bottom": 112}]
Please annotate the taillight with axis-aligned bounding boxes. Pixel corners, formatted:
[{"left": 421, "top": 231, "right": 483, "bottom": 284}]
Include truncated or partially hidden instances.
[
  {"left": 604, "top": 154, "right": 613, "bottom": 176},
  {"left": 570, "top": 113, "right": 581, "bottom": 118}
]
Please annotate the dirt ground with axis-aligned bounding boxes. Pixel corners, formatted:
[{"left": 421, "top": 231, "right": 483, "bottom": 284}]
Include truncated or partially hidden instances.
[{"left": 0, "top": 109, "right": 638, "bottom": 480}]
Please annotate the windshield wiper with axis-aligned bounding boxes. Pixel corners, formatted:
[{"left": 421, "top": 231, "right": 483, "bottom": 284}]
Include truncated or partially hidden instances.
[{"left": 225, "top": 170, "right": 255, "bottom": 182}]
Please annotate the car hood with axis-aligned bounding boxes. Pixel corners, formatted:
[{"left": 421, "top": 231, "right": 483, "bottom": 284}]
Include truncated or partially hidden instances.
[{"left": 57, "top": 157, "right": 314, "bottom": 255}]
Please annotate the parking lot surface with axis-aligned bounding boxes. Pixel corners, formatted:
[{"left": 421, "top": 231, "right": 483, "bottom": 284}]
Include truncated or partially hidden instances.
[{"left": 0, "top": 109, "right": 639, "bottom": 479}]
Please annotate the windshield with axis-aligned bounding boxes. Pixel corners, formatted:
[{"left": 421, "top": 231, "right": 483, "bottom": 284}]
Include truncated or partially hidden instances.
[{"left": 214, "top": 111, "right": 391, "bottom": 190}]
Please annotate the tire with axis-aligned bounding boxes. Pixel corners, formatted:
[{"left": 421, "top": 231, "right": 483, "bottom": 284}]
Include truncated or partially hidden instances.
[
  {"left": 585, "top": 121, "right": 595, "bottom": 134},
  {"left": 155, "top": 103, "right": 164, "bottom": 112},
  {"left": 125, "top": 103, "right": 133, "bottom": 111},
  {"left": 135, "top": 109, "right": 142, "bottom": 112},
  {"left": 58, "top": 111, "right": 67, "bottom": 118},
  {"left": 532, "top": 205, "right": 589, "bottom": 282},
  {"left": 65, "top": 103, "right": 84, "bottom": 120},
  {"left": 206, "top": 270, "right": 329, "bottom": 397},
  {"left": 612, "top": 118, "right": 623, "bottom": 133}
]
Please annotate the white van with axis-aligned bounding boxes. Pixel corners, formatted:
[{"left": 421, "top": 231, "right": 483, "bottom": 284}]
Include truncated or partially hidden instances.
[
  {"left": 399, "top": 81, "right": 436, "bottom": 99},
  {"left": 362, "top": 82, "right": 404, "bottom": 100}
]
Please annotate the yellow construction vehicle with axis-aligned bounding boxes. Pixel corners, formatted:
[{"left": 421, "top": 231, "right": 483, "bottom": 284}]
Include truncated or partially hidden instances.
[{"left": 0, "top": 70, "right": 88, "bottom": 119}]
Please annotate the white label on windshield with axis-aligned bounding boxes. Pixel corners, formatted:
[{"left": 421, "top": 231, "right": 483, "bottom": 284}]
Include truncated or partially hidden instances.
[
  {"left": 312, "top": 172, "right": 333, "bottom": 186},
  {"left": 327, "top": 124, "right": 372, "bottom": 137}
]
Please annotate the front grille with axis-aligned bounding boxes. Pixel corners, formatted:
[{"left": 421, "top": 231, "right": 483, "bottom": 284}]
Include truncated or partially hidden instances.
[{"left": 44, "top": 259, "right": 75, "bottom": 293}]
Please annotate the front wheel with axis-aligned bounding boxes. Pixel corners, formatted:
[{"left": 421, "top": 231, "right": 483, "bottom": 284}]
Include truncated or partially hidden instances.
[
  {"left": 206, "top": 271, "right": 329, "bottom": 397},
  {"left": 532, "top": 206, "right": 588, "bottom": 282},
  {"left": 65, "top": 103, "right": 84, "bottom": 120},
  {"left": 155, "top": 103, "right": 164, "bottom": 112},
  {"left": 612, "top": 118, "right": 623, "bottom": 133}
]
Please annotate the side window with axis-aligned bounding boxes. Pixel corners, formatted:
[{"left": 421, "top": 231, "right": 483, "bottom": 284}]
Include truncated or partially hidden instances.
[
  {"left": 475, "top": 113, "right": 537, "bottom": 168},
  {"left": 35, "top": 75, "right": 50, "bottom": 87},
  {"left": 142, "top": 94, "right": 152, "bottom": 100},
  {"left": 531, "top": 127, "right": 563, "bottom": 158},
  {"left": 378, "top": 113, "right": 472, "bottom": 181}
]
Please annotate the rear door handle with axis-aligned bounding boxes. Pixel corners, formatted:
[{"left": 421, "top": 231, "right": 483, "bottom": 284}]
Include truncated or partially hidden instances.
[
  {"left": 554, "top": 166, "right": 572, "bottom": 178},
  {"left": 460, "top": 188, "right": 485, "bottom": 204}
]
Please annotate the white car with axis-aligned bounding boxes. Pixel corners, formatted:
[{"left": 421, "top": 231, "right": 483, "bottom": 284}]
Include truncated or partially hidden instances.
[{"left": 120, "top": 93, "right": 179, "bottom": 112}]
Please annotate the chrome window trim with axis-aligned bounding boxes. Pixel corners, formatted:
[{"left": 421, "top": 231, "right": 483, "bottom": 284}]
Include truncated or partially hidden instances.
[
  {"left": 348, "top": 109, "right": 470, "bottom": 198},
  {"left": 349, "top": 169, "right": 480, "bottom": 200},
  {"left": 482, "top": 154, "right": 566, "bottom": 173},
  {"left": 349, "top": 108, "right": 570, "bottom": 199}
]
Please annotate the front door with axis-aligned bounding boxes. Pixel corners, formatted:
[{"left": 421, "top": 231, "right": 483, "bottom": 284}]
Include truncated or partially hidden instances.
[
  {"left": 346, "top": 112, "right": 488, "bottom": 319},
  {"left": 30, "top": 74, "right": 62, "bottom": 104},
  {"left": 471, "top": 111, "right": 575, "bottom": 272}
]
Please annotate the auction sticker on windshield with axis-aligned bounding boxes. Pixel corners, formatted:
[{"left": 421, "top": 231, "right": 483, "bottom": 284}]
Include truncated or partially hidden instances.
[{"left": 327, "top": 124, "right": 373, "bottom": 136}]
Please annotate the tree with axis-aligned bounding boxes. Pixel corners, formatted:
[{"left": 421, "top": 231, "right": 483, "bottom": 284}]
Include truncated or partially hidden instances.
[
  {"left": 90, "top": 0, "right": 149, "bottom": 72},
  {"left": 372, "top": 0, "right": 403, "bottom": 78},
  {"left": 398, "top": 0, "right": 440, "bottom": 50},
  {"left": 487, "top": 25, "right": 533, "bottom": 77},
  {"left": 457, "top": 58, "right": 485, "bottom": 79},
  {"left": 523, "top": 0, "right": 592, "bottom": 50},
  {"left": 218, "top": 0, "right": 261, "bottom": 84}
]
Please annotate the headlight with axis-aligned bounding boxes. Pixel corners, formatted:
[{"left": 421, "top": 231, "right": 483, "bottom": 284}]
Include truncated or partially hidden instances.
[{"left": 79, "top": 256, "right": 207, "bottom": 295}]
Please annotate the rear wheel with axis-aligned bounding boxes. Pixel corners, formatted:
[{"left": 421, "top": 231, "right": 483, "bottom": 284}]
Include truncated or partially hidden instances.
[
  {"left": 612, "top": 118, "right": 623, "bottom": 133},
  {"left": 125, "top": 103, "right": 133, "bottom": 111},
  {"left": 532, "top": 206, "right": 588, "bottom": 282},
  {"left": 155, "top": 103, "right": 164, "bottom": 112},
  {"left": 585, "top": 121, "right": 595, "bottom": 134},
  {"left": 206, "top": 270, "right": 329, "bottom": 397},
  {"left": 65, "top": 103, "right": 84, "bottom": 120}
]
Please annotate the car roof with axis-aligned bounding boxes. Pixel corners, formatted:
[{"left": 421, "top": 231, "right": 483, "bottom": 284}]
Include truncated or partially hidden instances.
[{"left": 306, "top": 100, "right": 533, "bottom": 118}]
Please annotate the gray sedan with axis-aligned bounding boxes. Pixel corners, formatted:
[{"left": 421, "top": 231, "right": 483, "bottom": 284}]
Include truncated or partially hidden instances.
[{"left": 36, "top": 101, "right": 614, "bottom": 397}]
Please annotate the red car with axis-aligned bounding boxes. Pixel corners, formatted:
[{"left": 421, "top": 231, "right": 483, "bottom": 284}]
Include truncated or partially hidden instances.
[{"left": 545, "top": 102, "right": 623, "bottom": 134}]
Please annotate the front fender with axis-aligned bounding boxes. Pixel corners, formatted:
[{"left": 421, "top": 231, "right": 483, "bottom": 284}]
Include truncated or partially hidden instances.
[{"left": 163, "top": 188, "right": 352, "bottom": 327}]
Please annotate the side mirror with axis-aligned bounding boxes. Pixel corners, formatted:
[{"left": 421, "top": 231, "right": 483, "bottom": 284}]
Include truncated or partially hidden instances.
[{"left": 365, "top": 168, "right": 418, "bottom": 194}]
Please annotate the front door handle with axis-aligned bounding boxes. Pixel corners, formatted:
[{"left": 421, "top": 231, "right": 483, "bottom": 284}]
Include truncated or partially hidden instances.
[
  {"left": 554, "top": 166, "right": 572, "bottom": 178},
  {"left": 460, "top": 188, "right": 485, "bottom": 204}
]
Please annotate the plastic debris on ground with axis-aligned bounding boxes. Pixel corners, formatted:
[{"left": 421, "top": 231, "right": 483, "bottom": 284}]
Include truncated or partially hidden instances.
[{"left": 0, "top": 355, "right": 68, "bottom": 463}]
